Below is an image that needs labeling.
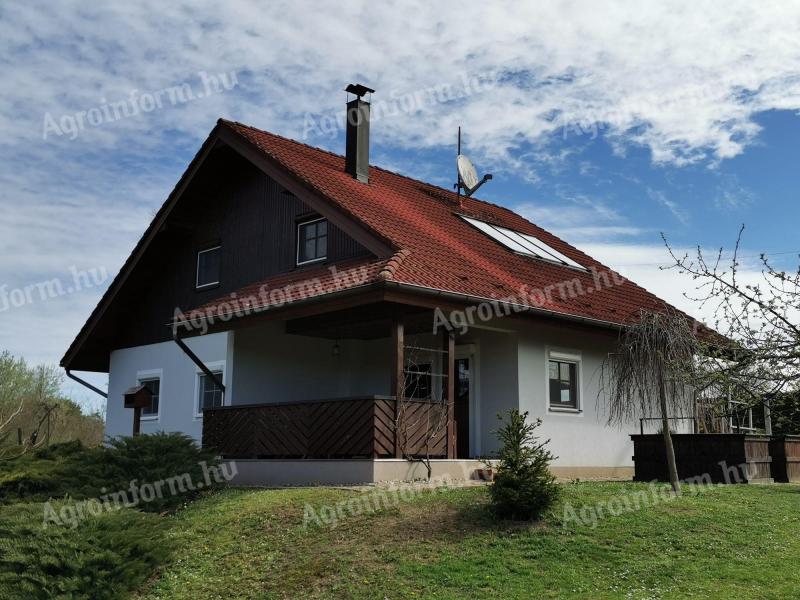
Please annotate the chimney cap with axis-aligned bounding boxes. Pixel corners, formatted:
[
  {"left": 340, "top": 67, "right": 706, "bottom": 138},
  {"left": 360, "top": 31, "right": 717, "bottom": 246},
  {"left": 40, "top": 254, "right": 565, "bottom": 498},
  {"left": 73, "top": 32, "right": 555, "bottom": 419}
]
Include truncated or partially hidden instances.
[{"left": 345, "top": 83, "right": 375, "bottom": 98}]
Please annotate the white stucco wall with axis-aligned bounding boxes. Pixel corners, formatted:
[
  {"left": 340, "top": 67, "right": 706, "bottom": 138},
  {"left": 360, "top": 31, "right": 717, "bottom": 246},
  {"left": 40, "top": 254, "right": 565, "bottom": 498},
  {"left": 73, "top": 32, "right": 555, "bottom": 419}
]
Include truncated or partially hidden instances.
[
  {"left": 106, "top": 332, "right": 232, "bottom": 442},
  {"left": 230, "top": 321, "right": 391, "bottom": 403},
  {"left": 515, "top": 319, "right": 635, "bottom": 468},
  {"left": 464, "top": 327, "right": 519, "bottom": 457}
]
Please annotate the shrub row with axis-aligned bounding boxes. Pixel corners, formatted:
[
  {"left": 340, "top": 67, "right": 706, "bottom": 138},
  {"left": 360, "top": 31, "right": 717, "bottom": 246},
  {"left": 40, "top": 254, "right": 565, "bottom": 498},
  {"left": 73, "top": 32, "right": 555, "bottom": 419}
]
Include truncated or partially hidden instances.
[{"left": 0, "top": 432, "right": 222, "bottom": 512}]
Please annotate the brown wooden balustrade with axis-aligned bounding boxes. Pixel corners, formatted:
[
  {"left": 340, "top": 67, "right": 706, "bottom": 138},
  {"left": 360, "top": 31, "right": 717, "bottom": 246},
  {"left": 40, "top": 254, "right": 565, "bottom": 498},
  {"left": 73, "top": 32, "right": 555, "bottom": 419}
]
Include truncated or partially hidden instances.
[{"left": 201, "top": 395, "right": 451, "bottom": 459}]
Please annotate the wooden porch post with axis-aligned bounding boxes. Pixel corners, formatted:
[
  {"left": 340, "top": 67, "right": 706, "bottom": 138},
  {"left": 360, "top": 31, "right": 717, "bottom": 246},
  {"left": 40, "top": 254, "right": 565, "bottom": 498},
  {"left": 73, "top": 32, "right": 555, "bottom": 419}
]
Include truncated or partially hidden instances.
[
  {"left": 390, "top": 318, "right": 404, "bottom": 458},
  {"left": 444, "top": 329, "right": 456, "bottom": 459},
  {"left": 132, "top": 407, "right": 141, "bottom": 436}
]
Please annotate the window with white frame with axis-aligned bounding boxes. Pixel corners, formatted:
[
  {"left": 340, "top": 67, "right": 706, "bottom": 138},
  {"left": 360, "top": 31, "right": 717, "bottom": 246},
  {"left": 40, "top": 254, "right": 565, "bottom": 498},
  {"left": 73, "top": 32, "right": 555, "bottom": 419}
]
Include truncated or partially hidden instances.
[
  {"left": 548, "top": 351, "right": 580, "bottom": 411},
  {"left": 296, "top": 218, "right": 328, "bottom": 265},
  {"left": 197, "top": 371, "right": 224, "bottom": 415},
  {"left": 196, "top": 245, "right": 221, "bottom": 288},
  {"left": 138, "top": 377, "right": 161, "bottom": 418}
]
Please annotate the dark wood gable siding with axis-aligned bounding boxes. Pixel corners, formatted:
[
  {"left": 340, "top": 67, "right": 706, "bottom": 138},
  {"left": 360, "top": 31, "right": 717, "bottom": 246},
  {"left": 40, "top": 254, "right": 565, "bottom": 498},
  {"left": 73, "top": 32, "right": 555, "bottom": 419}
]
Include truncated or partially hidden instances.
[{"left": 98, "top": 145, "right": 371, "bottom": 355}]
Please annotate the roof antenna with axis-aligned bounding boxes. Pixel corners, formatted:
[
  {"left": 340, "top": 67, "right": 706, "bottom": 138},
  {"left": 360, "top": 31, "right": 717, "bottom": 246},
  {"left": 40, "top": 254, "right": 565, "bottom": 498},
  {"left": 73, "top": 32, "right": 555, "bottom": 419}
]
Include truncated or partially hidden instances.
[
  {"left": 454, "top": 126, "right": 492, "bottom": 200},
  {"left": 455, "top": 126, "right": 462, "bottom": 207}
]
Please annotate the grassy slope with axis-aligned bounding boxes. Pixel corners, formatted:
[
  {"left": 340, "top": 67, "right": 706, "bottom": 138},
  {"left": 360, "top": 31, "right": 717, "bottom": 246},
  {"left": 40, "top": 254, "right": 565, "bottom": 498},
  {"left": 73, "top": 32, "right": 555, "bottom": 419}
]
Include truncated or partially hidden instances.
[{"left": 139, "top": 482, "right": 800, "bottom": 600}]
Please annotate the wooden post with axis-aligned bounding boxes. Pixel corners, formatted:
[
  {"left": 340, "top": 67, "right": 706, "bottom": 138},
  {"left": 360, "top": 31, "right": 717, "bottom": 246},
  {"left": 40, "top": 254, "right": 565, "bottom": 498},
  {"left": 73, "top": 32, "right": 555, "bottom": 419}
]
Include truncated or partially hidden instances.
[
  {"left": 390, "top": 318, "right": 404, "bottom": 458},
  {"left": 444, "top": 329, "right": 456, "bottom": 459},
  {"left": 125, "top": 385, "right": 153, "bottom": 437},
  {"left": 764, "top": 397, "right": 773, "bottom": 436},
  {"left": 133, "top": 407, "right": 141, "bottom": 436}
]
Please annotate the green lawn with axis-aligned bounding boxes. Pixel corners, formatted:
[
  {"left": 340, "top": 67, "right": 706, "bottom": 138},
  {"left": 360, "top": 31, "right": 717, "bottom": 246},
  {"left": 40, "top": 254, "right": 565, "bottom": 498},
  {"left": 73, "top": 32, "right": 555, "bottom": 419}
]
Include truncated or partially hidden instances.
[
  {"left": 2, "top": 481, "right": 797, "bottom": 599},
  {"left": 133, "top": 482, "right": 800, "bottom": 600}
]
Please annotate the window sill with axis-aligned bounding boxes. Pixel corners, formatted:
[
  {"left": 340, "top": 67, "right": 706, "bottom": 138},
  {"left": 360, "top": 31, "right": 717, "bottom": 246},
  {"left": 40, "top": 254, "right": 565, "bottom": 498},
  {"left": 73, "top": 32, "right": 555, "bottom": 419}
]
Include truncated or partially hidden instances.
[
  {"left": 140, "top": 416, "right": 160, "bottom": 421},
  {"left": 548, "top": 407, "right": 583, "bottom": 414},
  {"left": 195, "top": 283, "right": 220, "bottom": 292},
  {"left": 295, "top": 257, "right": 327, "bottom": 268},
  {"left": 194, "top": 410, "right": 224, "bottom": 420}
]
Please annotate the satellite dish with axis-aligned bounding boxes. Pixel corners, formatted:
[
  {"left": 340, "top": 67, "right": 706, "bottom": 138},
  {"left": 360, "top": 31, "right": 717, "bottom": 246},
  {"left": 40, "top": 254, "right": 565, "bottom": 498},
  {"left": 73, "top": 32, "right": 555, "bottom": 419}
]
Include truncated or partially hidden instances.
[
  {"left": 457, "top": 155, "right": 479, "bottom": 193},
  {"left": 454, "top": 127, "right": 493, "bottom": 197}
]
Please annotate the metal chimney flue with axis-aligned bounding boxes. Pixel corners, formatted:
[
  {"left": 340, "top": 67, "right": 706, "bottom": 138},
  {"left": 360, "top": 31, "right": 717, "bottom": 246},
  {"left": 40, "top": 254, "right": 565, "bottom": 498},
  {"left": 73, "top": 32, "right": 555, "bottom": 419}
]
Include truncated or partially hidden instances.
[{"left": 344, "top": 83, "right": 374, "bottom": 183}]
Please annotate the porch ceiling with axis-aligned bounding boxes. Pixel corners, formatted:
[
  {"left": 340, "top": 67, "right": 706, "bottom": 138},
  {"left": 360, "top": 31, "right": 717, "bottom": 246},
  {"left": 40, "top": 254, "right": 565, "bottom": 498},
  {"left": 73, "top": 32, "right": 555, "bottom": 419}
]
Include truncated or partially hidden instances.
[{"left": 285, "top": 302, "right": 434, "bottom": 340}]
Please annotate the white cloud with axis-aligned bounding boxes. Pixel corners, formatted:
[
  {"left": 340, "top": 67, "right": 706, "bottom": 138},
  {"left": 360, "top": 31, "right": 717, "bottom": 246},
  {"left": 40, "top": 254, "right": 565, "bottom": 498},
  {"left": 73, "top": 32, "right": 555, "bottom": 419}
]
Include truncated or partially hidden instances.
[
  {"left": 574, "top": 241, "right": 768, "bottom": 330},
  {"left": 2, "top": 1, "right": 800, "bottom": 408},
  {"left": 714, "top": 173, "right": 757, "bottom": 209},
  {"left": 2, "top": 2, "right": 800, "bottom": 163},
  {"left": 646, "top": 188, "right": 690, "bottom": 225},
  {"left": 517, "top": 193, "right": 649, "bottom": 243},
  {"left": 577, "top": 242, "right": 698, "bottom": 312}
]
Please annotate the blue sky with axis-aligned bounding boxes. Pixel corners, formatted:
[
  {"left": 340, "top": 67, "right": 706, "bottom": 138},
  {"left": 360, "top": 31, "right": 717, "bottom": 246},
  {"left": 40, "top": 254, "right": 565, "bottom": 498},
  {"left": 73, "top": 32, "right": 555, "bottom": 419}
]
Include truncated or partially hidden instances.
[{"left": 1, "top": 2, "right": 799, "bottom": 412}]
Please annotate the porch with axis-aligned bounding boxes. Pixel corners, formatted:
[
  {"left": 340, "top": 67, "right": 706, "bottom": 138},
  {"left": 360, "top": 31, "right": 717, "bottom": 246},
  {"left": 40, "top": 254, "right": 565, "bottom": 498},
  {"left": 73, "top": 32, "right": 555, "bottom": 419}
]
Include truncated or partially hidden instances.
[{"left": 197, "top": 300, "right": 490, "bottom": 461}]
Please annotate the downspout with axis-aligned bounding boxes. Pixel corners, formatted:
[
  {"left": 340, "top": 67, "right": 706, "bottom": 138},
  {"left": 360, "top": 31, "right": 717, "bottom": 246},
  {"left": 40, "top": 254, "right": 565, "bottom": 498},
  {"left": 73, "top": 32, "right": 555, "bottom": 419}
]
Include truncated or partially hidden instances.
[
  {"left": 65, "top": 370, "right": 108, "bottom": 399},
  {"left": 172, "top": 331, "right": 226, "bottom": 393}
]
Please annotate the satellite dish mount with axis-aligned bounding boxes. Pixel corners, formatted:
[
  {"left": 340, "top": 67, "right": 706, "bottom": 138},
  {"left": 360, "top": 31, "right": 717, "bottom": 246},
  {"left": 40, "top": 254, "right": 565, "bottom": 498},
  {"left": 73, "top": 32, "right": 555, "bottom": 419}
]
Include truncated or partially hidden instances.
[{"left": 455, "top": 126, "right": 492, "bottom": 198}]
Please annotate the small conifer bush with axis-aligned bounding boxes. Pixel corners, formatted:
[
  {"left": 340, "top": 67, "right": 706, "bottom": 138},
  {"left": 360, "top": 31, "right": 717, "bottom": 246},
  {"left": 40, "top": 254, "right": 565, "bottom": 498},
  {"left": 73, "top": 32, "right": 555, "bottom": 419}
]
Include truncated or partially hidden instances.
[{"left": 489, "top": 409, "right": 560, "bottom": 520}]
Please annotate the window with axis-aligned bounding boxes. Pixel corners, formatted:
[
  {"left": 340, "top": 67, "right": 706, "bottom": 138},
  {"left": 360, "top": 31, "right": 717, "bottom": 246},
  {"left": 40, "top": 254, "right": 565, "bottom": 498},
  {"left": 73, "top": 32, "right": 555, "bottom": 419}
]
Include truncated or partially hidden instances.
[
  {"left": 548, "top": 352, "right": 580, "bottom": 411},
  {"left": 459, "top": 215, "right": 586, "bottom": 270},
  {"left": 297, "top": 218, "right": 328, "bottom": 265},
  {"left": 197, "top": 371, "right": 224, "bottom": 415},
  {"left": 139, "top": 377, "right": 160, "bottom": 418},
  {"left": 405, "top": 363, "right": 432, "bottom": 399},
  {"left": 196, "top": 246, "right": 221, "bottom": 288}
]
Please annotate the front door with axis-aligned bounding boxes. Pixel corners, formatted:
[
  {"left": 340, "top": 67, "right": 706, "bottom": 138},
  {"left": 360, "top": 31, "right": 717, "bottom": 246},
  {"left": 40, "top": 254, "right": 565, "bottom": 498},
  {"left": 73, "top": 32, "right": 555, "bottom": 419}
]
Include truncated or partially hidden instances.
[{"left": 454, "top": 357, "right": 471, "bottom": 458}]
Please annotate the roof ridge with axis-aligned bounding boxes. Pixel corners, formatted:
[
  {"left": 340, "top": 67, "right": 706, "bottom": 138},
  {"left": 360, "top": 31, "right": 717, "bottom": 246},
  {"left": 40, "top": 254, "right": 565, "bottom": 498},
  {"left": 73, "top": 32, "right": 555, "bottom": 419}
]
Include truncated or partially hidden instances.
[
  {"left": 377, "top": 248, "right": 411, "bottom": 281},
  {"left": 219, "top": 118, "right": 350, "bottom": 162}
]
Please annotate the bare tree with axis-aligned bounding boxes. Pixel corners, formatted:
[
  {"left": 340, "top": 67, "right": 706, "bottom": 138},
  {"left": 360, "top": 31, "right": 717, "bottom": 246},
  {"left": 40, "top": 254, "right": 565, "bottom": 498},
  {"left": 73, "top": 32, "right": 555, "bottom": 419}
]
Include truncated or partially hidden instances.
[
  {"left": 663, "top": 225, "right": 799, "bottom": 408},
  {"left": 394, "top": 335, "right": 452, "bottom": 480},
  {"left": 0, "top": 353, "right": 28, "bottom": 453},
  {"left": 601, "top": 310, "right": 699, "bottom": 494},
  {"left": 0, "top": 354, "right": 67, "bottom": 460}
]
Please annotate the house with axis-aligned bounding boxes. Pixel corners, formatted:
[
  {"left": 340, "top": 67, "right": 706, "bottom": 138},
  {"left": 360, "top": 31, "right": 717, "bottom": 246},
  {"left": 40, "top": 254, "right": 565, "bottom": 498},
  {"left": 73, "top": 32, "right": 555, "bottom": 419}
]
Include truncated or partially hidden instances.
[{"left": 62, "top": 85, "right": 699, "bottom": 485}]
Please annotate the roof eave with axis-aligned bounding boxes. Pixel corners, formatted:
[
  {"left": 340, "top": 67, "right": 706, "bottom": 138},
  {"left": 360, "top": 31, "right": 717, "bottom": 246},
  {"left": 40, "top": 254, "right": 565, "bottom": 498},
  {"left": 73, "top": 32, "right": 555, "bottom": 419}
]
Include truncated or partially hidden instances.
[
  {"left": 60, "top": 124, "right": 229, "bottom": 370},
  {"left": 381, "top": 280, "right": 626, "bottom": 331}
]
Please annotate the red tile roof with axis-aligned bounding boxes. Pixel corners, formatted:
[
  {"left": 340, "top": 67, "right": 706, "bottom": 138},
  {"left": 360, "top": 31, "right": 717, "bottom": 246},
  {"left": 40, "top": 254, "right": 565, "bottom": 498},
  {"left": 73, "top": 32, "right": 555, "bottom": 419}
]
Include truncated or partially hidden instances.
[
  {"left": 185, "top": 119, "right": 692, "bottom": 329},
  {"left": 183, "top": 256, "right": 389, "bottom": 322}
]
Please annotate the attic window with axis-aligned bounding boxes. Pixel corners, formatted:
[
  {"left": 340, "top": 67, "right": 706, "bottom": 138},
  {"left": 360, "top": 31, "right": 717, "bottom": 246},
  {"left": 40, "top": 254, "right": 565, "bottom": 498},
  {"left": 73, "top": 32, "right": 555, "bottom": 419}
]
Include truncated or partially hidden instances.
[
  {"left": 297, "top": 218, "right": 328, "bottom": 265},
  {"left": 459, "top": 215, "right": 587, "bottom": 271},
  {"left": 196, "top": 246, "right": 221, "bottom": 289}
]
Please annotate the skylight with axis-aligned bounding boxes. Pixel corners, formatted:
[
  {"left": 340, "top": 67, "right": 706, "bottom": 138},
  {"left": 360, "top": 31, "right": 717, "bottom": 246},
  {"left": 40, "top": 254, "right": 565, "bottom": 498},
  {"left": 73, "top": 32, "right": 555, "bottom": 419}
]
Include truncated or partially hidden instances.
[{"left": 459, "top": 215, "right": 587, "bottom": 271}]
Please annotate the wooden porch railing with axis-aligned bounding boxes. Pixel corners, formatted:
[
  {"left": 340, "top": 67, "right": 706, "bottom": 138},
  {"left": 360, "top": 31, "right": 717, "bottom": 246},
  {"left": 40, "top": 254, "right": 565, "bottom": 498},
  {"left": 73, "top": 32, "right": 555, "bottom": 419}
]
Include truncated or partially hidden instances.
[{"left": 202, "top": 395, "right": 450, "bottom": 459}]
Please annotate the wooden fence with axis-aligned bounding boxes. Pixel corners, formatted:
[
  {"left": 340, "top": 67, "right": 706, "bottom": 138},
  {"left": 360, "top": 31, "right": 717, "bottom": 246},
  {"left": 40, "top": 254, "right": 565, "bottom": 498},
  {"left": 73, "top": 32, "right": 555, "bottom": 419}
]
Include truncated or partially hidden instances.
[
  {"left": 769, "top": 435, "right": 800, "bottom": 483},
  {"left": 631, "top": 434, "right": 773, "bottom": 484},
  {"left": 202, "top": 395, "right": 449, "bottom": 459}
]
